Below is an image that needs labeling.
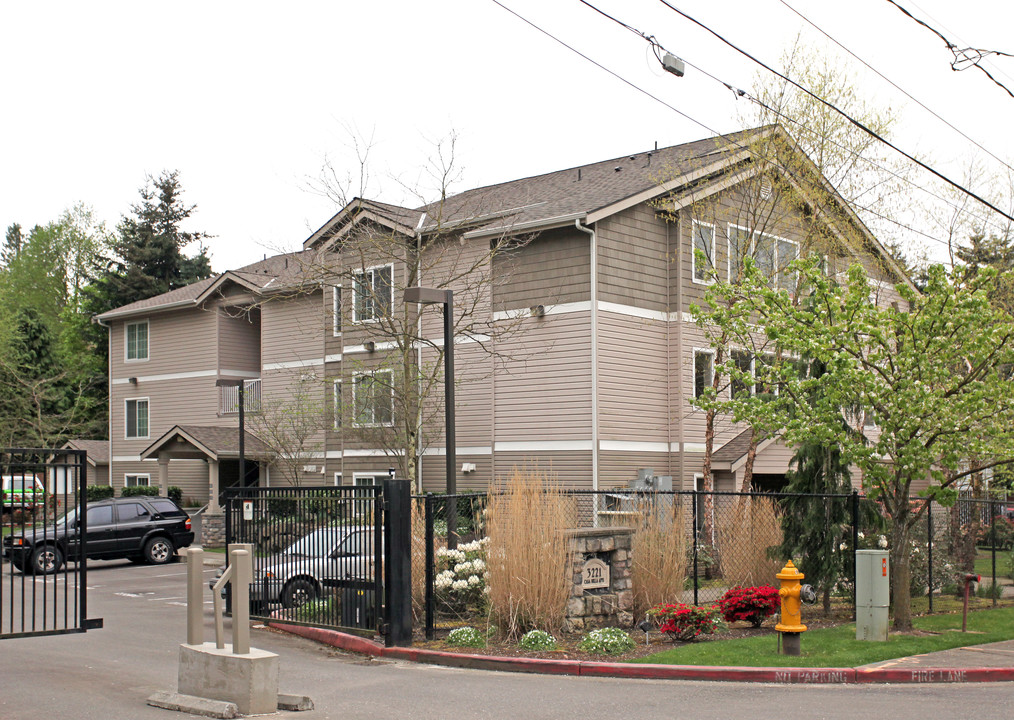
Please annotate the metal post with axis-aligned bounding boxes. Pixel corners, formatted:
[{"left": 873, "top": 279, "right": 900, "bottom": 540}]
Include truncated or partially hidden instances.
[
  {"left": 383, "top": 478, "right": 412, "bottom": 647},
  {"left": 443, "top": 292, "right": 457, "bottom": 549},
  {"left": 79, "top": 456, "right": 89, "bottom": 629},
  {"left": 851, "top": 490, "right": 859, "bottom": 621},
  {"left": 927, "top": 506, "right": 934, "bottom": 614},
  {"left": 232, "top": 548, "right": 251, "bottom": 654},
  {"left": 238, "top": 382, "right": 246, "bottom": 488},
  {"left": 425, "top": 494, "right": 435, "bottom": 640},
  {"left": 692, "top": 490, "right": 699, "bottom": 606},
  {"left": 187, "top": 548, "right": 204, "bottom": 645},
  {"left": 991, "top": 500, "right": 998, "bottom": 608}
]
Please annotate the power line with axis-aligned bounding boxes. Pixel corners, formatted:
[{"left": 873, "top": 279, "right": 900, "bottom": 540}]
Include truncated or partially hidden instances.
[
  {"left": 653, "top": 0, "right": 1014, "bottom": 226},
  {"left": 574, "top": 0, "right": 1008, "bottom": 243},
  {"left": 776, "top": 0, "right": 1014, "bottom": 177},
  {"left": 884, "top": 0, "right": 1014, "bottom": 99}
]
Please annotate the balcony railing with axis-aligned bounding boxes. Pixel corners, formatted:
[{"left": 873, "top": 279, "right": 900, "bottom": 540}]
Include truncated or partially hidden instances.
[{"left": 220, "top": 379, "right": 261, "bottom": 415}]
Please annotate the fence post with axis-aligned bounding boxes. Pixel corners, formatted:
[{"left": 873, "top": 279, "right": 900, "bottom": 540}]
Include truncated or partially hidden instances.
[
  {"left": 425, "top": 494, "right": 435, "bottom": 640},
  {"left": 927, "top": 505, "right": 934, "bottom": 614},
  {"left": 224, "top": 491, "right": 232, "bottom": 615},
  {"left": 383, "top": 478, "right": 412, "bottom": 648},
  {"left": 692, "top": 490, "right": 699, "bottom": 607},
  {"left": 851, "top": 490, "right": 859, "bottom": 621},
  {"left": 991, "top": 500, "right": 998, "bottom": 608}
]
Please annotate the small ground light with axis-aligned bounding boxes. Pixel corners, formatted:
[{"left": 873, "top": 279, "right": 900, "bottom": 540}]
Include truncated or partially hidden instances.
[{"left": 638, "top": 616, "right": 653, "bottom": 645}]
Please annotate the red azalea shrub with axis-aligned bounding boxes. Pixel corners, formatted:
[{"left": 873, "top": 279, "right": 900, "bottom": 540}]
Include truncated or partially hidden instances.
[
  {"left": 648, "top": 602, "right": 724, "bottom": 642},
  {"left": 717, "top": 585, "right": 780, "bottom": 627}
]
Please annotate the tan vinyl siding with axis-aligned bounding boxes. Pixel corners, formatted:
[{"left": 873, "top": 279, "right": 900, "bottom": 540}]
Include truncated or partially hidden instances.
[
  {"left": 112, "top": 459, "right": 207, "bottom": 502},
  {"left": 493, "top": 228, "right": 590, "bottom": 311},
  {"left": 597, "top": 451, "right": 671, "bottom": 489},
  {"left": 491, "top": 451, "right": 593, "bottom": 489},
  {"left": 111, "top": 308, "right": 217, "bottom": 379},
  {"left": 261, "top": 291, "right": 324, "bottom": 368},
  {"left": 217, "top": 308, "right": 260, "bottom": 374},
  {"left": 597, "top": 312, "right": 670, "bottom": 443},
  {"left": 494, "top": 312, "right": 592, "bottom": 442},
  {"left": 597, "top": 204, "right": 669, "bottom": 312}
]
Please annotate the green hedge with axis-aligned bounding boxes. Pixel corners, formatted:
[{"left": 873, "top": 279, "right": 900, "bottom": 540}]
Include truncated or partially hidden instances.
[
  {"left": 168, "top": 486, "right": 183, "bottom": 505},
  {"left": 121, "top": 485, "right": 160, "bottom": 497},
  {"left": 86, "top": 484, "right": 114, "bottom": 501}
]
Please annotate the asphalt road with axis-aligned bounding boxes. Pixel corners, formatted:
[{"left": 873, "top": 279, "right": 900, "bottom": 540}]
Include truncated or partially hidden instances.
[{"left": 2, "top": 559, "right": 1014, "bottom": 720}]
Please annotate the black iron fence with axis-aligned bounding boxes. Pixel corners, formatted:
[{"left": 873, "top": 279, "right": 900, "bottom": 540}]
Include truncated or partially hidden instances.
[
  {"left": 1, "top": 449, "right": 94, "bottom": 639},
  {"left": 415, "top": 489, "right": 1014, "bottom": 638},
  {"left": 222, "top": 485, "right": 384, "bottom": 634}
]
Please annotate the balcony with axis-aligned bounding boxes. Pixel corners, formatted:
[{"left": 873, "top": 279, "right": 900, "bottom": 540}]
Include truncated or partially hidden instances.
[{"left": 219, "top": 379, "right": 261, "bottom": 415}]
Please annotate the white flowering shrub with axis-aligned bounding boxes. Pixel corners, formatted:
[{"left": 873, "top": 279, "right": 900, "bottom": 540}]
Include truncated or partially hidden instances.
[
  {"left": 435, "top": 538, "right": 490, "bottom": 614},
  {"left": 446, "top": 626, "right": 486, "bottom": 648},
  {"left": 577, "top": 627, "right": 636, "bottom": 655},
  {"left": 519, "top": 629, "right": 557, "bottom": 651}
]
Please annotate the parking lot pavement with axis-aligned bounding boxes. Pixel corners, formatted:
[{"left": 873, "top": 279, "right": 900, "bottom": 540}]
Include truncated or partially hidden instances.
[{"left": 4, "top": 560, "right": 1014, "bottom": 720}]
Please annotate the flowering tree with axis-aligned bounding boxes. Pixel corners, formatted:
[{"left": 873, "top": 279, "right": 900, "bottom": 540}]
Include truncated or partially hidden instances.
[{"left": 696, "top": 258, "right": 1014, "bottom": 630}]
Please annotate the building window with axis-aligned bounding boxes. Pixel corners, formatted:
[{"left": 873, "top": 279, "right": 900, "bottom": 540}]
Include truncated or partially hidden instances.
[
  {"left": 126, "top": 320, "right": 149, "bottom": 361},
  {"left": 353, "top": 265, "right": 393, "bottom": 322},
  {"left": 333, "top": 379, "right": 342, "bottom": 429},
  {"left": 353, "top": 370, "right": 394, "bottom": 426},
  {"left": 728, "top": 225, "right": 798, "bottom": 289},
  {"left": 333, "top": 285, "right": 343, "bottom": 336},
  {"left": 693, "top": 350, "right": 714, "bottom": 398},
  {"left": 691, "top": 222, "right": 716, "bottom": 283},
  {"left": 125, "top": 474, "right": 150, "bottom": 487},
  {"left": 125, "top": 398, "right": 149, "bottom": 439},
  {"left": 730, "top": 350, "right": 753, "bottom": 399},
  {"left": 334, "top": 472, "right": 343, "bottom": 487}
]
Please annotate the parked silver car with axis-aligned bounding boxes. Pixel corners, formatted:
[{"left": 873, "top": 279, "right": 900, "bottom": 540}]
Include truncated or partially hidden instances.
[{"left": 212, "top": 526, "right": 380, "bottom": 609}]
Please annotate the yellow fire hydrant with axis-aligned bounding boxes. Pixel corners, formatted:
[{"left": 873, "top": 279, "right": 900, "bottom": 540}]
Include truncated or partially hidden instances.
[{"left": 775, "top": 560, "right": 807, "bottom": 656}]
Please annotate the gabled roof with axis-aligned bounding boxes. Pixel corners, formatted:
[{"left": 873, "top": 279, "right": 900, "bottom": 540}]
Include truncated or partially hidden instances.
[
  {"left": 140, "top": 425, "right": 273, "bottom": 462},
  {"left": 305, "top": 128, "right": 764, "bottom": 250},
  {"left": 711, "top": 429, "right": 778, "bottom": 472},
  {"left": 60, "top": 439, "right": 109, "bottom": 466}
]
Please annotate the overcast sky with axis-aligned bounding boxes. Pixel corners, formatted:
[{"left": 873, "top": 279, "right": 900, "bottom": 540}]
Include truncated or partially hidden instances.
[{"left": 3, "top": 0, "right": 1013, "bottom": 272}]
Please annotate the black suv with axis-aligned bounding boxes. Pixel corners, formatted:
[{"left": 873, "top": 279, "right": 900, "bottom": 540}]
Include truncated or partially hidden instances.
[{"left": 3, "top": 497, "right": 194, "bottom": 574}]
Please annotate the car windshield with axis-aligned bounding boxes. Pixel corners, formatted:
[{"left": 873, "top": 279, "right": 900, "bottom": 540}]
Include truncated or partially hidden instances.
[{"left": 284, "top": 528, "right": 343, "bottom": 557}]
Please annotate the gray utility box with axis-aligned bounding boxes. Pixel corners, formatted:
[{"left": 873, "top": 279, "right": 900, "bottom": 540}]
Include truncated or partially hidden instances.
[
  {"left": 630, "top": 469, "right": 673, "bottom": 492},
  {"left": 855, "top": 550, "right": 889, "bottom": 642}
]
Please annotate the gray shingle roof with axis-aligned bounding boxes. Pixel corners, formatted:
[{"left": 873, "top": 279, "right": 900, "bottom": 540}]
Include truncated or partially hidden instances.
[{"left": 61, "top": 439, "right": 110, "bottom": 465}]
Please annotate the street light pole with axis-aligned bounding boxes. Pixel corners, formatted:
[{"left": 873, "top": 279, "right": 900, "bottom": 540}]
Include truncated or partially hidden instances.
[{"left": 403, "top": 286, "right": 457, "bottom": 548}]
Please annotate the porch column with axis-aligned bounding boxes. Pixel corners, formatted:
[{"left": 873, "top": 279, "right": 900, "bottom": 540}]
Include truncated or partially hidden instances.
[
  {"left": 157, "top": 454, "right": 170, "bottom": 496},
  {"left": 208, "top": 459, "right": 221, "bottom": 513}
]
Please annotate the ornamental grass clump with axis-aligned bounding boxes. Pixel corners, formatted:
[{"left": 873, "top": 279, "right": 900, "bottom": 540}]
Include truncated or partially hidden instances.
[
  {"left": 649, "top": 602, "right": 724, "bottom": 641},
  {"left": 716, "top": 497, "right": 783, "bottom": 587},
  {"left": 519, "top": 629, "right": 558, "bottom": 651},
  {"left": 485, "top": 467, "right": 575, "bottom": 639},
  {"left": 446, "top": 626, "right": 486, "bottom": 648},
  {"left": 578, "top": 627, "right": 636, "bottom": 655},
  {"left": 630, "top": 496, "right": 690, "bottom": 619},
  {"left": 717, "top": 585, "right": 779, "bottom": 627}
]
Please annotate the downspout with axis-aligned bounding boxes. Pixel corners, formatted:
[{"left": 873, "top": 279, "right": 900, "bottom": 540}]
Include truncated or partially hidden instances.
[
  {"left": 574, "top": 219, "right": 599, "bottom": 509},
  {"left": 675, "top": 214, "right": 685, "bottom": 490}
]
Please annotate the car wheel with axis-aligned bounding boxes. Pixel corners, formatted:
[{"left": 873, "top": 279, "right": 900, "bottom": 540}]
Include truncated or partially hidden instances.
[
  {"left": 143, "top": 537, "right": 175, "bottom": 565},
  {"left": 32, "top": 545, "right": 63, "bottom": 574},
  {"left": 280, "top": 579, "right": 317, "bottom": 609},
  {"left": 10, "top": 556, "right": 25, "bottom": 573}
]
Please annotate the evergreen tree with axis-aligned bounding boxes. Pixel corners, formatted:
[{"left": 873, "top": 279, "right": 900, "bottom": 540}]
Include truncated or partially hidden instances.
[{"left": 3, "top": 223, "right": 23, "bottom": 267}]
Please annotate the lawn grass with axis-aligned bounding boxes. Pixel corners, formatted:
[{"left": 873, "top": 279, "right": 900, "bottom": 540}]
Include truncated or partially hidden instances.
[
  {"left": 974, "top": 548, "right": 1012, "bottom": 581},
  {"left": 633, "top": 606, "right": 1014, "bottom": 668}
]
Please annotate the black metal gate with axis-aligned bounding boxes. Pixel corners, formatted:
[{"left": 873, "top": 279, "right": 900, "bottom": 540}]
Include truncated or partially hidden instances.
[
  {"left": 1, "top": 449, "right": 99, "bottom": 639},
  {"left": 223, "top": 484, "right": 388, "bottom": 635}
]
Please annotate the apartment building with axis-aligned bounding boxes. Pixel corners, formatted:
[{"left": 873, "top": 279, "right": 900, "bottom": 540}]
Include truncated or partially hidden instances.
[{"left": 92, "top": 126, "right": 907, "bottom": 507}]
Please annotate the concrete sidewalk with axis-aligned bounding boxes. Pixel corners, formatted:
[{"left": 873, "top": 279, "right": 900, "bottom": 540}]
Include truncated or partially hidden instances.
[{"left": 270, "top": 623, "right": 1014, "bottom": 684}]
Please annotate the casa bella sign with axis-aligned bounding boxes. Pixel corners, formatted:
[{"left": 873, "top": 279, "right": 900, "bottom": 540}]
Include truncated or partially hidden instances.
[{"left": 581, "top": 557, "right": 610, "bottom": 590}]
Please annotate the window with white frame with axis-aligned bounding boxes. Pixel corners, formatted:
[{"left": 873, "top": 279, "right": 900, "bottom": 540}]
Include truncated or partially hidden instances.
[
  {"left": 125, "top": 473, "right": 150, "bottom": 487},
  {"left": 333, "top": 379, "right": 342, "bottom": 429},
  {"left": 125, "top": 320, "right": 149, "bottom": 361},
  {"left": 353, "top": 265, "right": 393, "bottom": 322},
  {"left": 691, "top": 221, "right": 717, "bottom": 282},
  {"left": 125, "top": 398, "right": 149, "bottom": 438},
  {"left": 334, "top": 472, "right": 343, "bottom": 486},
  {"left": 352, "top": 370, "right": 394, "bottom": 426},
  {"left": 693, "top": 349, "right": 714, "bottom": 398},
  {"left": 727, "top": 225, "right": 798, "bottom": 289},
  {"left": 332, "top": 285, "right": 343, "bottom": 335}
]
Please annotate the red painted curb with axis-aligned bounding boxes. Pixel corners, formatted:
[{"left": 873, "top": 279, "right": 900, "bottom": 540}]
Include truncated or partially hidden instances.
[
  {"left": 856, "top": 667, "right": 1014, "bottom": 684},
  {"left": 268, "top": 624, "right": 1014, "bottom": 684}
]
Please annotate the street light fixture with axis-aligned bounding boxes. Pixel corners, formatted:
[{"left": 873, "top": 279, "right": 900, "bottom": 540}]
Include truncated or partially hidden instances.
[
  {"left": 215, "top": 377, "right": 246, "bottom": 493},
  {"left": 403, "top": 286, "right": 458, "bottom": 549}
]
